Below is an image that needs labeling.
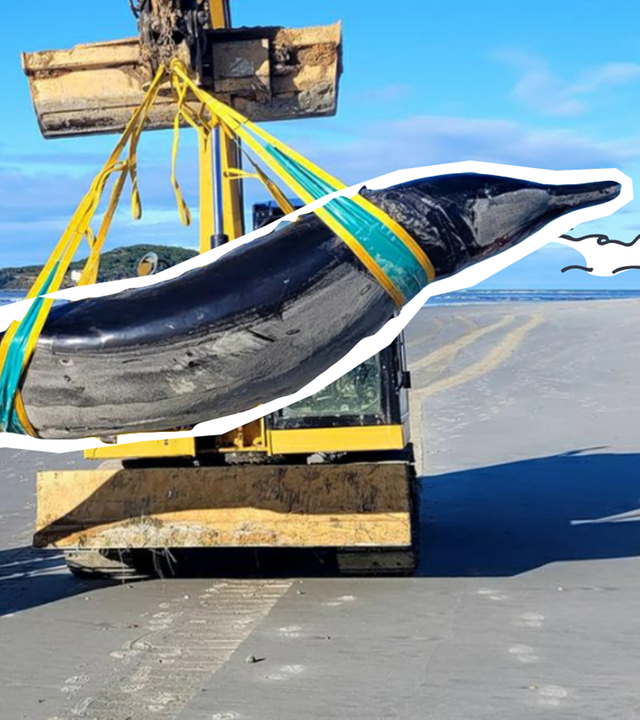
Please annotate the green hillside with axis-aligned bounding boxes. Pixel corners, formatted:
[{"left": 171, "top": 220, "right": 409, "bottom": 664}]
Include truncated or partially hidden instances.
[{"left": 0, "top": 245, "right": 198, "bottom": 291}]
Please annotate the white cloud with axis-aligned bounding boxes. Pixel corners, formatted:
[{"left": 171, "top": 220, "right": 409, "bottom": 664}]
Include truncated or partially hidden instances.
[
  {"left": 357, "top": 83, "right": 414, "bottom": 102},
  {"left": 2, "top": 113, "right": 639, "bottom": 265},
  {"left": 579, "top": 62, "right": 640, "bottom": 92},
  {"left": 496, "top": 50, "right": 640, "bottom": 116},
  {"left": 286, "top": 115, "right": 640, "bottom": 185}
]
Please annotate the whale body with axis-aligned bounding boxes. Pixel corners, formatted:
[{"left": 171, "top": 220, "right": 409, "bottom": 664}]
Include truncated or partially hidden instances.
[{"left": 14, "top": 171, "right": 621, "bottom": 440}]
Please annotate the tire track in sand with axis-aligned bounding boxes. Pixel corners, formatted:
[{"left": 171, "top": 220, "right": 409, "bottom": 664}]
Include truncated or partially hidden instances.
[
  {"left": 49, "top": 579, "right": 291, "bottom": 720},
  {"left": 411, "top": 313, "right": 544, "bottom": 472},
  {"left": 411, "top": 314, "right": 516, "bottom": 377}
]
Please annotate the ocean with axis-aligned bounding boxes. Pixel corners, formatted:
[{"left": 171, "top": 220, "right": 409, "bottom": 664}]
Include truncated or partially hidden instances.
[
  {"left": 426, "top": 289, "right": 640, "bottom": 306},
  {"left": 3, "top": 289, "right": 640, "bottom": 309},
  {"left": 0, "top": 292, "right": 26, "bottom": 307}
]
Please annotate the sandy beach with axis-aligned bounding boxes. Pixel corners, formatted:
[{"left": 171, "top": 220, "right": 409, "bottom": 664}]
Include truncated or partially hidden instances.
[{"left": 2, "top": 299, "right": 640, "bottom": 718}]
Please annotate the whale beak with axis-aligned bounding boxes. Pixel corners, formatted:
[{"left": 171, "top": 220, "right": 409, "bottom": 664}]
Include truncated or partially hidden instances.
[
  {"left": 548, "top": 179, "right": 621, "bottom": 213},
  {"left": 464, "top": 178, "right": 623, "bottom": 256}
]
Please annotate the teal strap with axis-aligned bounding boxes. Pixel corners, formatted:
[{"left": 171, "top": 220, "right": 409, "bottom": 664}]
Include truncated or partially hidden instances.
[
  {"left": 0, "top": 264, "right": 58, "bottom": 434},
  {"left": 267, "top": 146, "right": 429, "bottom": 301}
]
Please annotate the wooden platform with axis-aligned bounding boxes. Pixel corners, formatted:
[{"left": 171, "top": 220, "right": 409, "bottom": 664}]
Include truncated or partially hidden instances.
[{"left": 34, "top": 462, "right": 414, "bottom": 553}]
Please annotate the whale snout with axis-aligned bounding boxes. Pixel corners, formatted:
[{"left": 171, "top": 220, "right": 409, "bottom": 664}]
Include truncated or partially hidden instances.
[{"left": 549, "top": 179, "right": 622, "bottom": 212}]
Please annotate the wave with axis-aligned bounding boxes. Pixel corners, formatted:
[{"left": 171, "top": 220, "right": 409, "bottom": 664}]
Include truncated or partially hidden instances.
[
  {"left": 426, "top": 289, "right": 640, "bottom": 306},
  {"left": 0, "top": 292, "right": 26, "bottom": 306}
]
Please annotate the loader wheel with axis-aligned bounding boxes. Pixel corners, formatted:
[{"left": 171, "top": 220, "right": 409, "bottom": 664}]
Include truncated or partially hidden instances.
[{"left": 65, "top": 549, "right": 151, "bottom": 581}]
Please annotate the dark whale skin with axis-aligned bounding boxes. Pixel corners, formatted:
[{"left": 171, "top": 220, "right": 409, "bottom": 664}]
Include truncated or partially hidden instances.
[{"left": 17, "top": 172, "right": 620, "bottom": 439}]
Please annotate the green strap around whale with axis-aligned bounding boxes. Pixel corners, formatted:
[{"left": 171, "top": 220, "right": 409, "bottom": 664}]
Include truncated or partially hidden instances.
[
  {"left": 0, "top": 264, "right": 59, "bottom": 434},
  {"left": 267, "top": 146, "right": 429, "bottom": 303}
]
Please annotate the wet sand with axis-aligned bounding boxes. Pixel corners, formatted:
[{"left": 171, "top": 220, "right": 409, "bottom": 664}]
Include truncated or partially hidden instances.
[{"left": 2, "top": 299, "right": 640, "bottom": 718}]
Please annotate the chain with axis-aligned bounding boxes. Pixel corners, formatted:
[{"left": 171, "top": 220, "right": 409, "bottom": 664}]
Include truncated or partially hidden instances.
[
  {"left": 139, "top": 0, "right": 181, "bottom": 69},
  {"left": 155, "top": 1, "right": 180, "bottom": 65}
]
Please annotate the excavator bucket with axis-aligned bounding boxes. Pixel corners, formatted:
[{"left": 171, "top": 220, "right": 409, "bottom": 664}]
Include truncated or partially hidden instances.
[
  {"left": 33, "top": 462, "right": 416, "bottom": 575},
  {"left": 22, "top": 23, "right": 342, "bottom": 138}
]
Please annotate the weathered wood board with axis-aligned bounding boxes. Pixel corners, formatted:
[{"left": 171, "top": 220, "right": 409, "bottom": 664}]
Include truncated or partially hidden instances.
[{"left": 34, "top": 463, "right": 413, "bottom": 550}]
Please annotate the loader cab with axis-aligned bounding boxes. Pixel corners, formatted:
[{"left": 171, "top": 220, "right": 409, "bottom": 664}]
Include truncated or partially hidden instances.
[
  {"left": 252, "top": 201, "right": 412, "bottom": 457},
  {"left": 253, "top": 200, "right": 300, "bottom": 230}
]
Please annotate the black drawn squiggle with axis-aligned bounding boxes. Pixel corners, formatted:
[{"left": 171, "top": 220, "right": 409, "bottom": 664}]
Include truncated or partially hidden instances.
[
  {"left": 560, "top": 233, "right": 640, "bottom": 275},
  {"left": 561, "top": 233, "right": 640, "bottom": 247}
]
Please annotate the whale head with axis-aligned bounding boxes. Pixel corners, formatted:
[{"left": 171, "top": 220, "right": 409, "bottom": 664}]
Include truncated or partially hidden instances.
[{"left": 367, "top": 173, "right": 622, "bottom": 277}]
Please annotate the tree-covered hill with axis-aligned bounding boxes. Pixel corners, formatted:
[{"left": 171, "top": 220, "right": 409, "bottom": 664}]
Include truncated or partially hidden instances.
[{"left": 0, "top": 245, "right": 198, "bottom": 291}]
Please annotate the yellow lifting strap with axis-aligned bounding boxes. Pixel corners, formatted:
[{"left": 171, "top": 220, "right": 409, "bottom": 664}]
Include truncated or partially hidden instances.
[
  {"left": 0, "top": 60, "right": 436, "bottom": 437},
  {"left": 168, "top": 60, "right": 436, "bottom": 307},
  {"left": 225, "top": 165, "right": 296, "bottom": 217},
  {"left": 0, "top": 66, "right": 168, "bottom": 436},
  {"left": 169, "top": 66, "right": 292, "bottom": 237}
]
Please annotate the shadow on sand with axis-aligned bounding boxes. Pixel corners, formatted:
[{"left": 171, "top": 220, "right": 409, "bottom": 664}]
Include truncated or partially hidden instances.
[
  {"left": 0, "top": 546, "right": 111, "bottom": 617},
  {"left": 3, "top": 450, "right": 640, "bottom": 614},
  {"left": 418, "top": 450, "right": 640, "bottom": 577}
]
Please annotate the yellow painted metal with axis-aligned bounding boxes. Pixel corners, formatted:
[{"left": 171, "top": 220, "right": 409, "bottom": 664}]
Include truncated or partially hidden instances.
[
  {"left": 208, "top": 0, "right": 228, "bottom": 29},
  {"left": 268, "top": 425, "right": 407, "bottom": 455},
  {"left": 30, "top": 2, "right": 415, "bottom": 561},
  {"left": 220, "top": 137, "right": 245, "bottom": 240},
  {"left": 34, "top": 463, "right": 413, "bottom": 549},
  {"left": 209, "top": 0, "right": 244, "bottom": 242},
  {"left": 85, "top": 437, "right": 196, "bottom": 460},
  {"left": 216, "top": 418, "right": 267, "bottom": 452}
]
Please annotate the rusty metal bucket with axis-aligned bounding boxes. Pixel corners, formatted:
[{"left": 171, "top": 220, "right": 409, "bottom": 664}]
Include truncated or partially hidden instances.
[{"left": 22, "top": 23, "right": 342, "bottom": 138}]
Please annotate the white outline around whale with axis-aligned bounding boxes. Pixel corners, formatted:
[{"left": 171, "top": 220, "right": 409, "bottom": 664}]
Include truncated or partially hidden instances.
[{"left": 0, "top": 160, "right": 632, "bottom": 453}]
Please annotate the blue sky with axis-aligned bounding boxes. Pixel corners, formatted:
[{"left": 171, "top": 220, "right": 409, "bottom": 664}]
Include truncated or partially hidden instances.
[{"left": 1, "top": 0, "right": 639, "bottom": 289}]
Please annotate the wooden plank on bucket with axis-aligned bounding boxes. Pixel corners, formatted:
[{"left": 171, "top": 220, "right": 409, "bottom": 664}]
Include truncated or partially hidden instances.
[{"left": 34, "top": 462, "right": 413, "bottom": 550}]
